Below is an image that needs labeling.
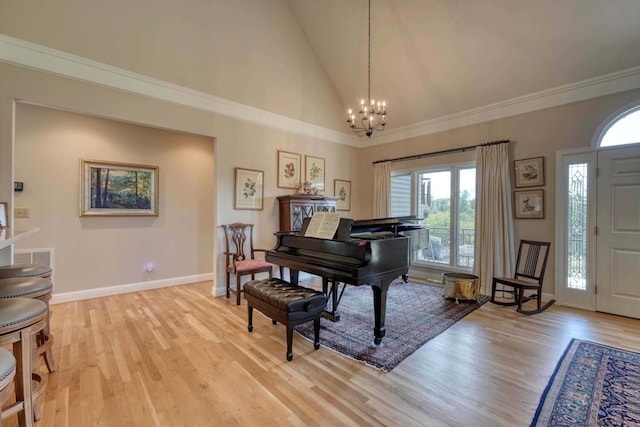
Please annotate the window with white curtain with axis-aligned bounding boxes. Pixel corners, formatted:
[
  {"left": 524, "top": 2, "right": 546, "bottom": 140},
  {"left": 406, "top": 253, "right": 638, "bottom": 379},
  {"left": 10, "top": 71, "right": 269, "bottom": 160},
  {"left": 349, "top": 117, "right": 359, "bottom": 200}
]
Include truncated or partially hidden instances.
[{"left": 391, "top": 164, "right": 475, "bottom": 270}]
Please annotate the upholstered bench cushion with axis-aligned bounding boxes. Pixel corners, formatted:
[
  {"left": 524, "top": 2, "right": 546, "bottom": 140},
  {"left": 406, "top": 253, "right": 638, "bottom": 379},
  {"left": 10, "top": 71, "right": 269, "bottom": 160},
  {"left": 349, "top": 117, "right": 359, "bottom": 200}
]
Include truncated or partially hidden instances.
[
  {"left": 0, "top": 277, "right": 53, "bottom": 299},
  {"left": 0, "top": 263, "right": 52, "bottom": 279},
  {"left": 0, "top": 298, "right": 47, "bottom": 330},
  {"left": 232, "top": 259, "right": 272, "bottom": 272},
  {"left": 0, "top": 348, "right": 16, "bottom": 382},
  {"left": 244, "top": 278, "right": 325, "bottom": 314},
  {"left": 244, "top": 278, "right": 325, "bottom": 361}
]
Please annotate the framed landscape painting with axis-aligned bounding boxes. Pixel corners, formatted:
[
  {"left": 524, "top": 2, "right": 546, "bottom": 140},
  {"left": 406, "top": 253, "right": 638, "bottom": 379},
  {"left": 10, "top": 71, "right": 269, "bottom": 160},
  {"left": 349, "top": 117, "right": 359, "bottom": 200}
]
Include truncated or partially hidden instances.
[
  {"left": 277, "top": 150, "right": 301, "bottom": 189},
  {"left": 305, "top": 155, "right": 325, "bottom": 191},
  {"left": 334, "top": 179, "right": 351, "bottom": 211},
  {"left": 235, "top": 167, "right": 264, "bottom": 210},
  {"left": 80, "top": 160, "right": 158, "bottom": 216}
]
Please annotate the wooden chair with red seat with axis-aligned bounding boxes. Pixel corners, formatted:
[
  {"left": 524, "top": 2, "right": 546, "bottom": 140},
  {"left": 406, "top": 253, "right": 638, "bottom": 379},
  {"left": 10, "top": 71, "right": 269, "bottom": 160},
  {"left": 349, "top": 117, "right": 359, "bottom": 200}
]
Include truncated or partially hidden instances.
[
  {"left": 490, "top": 240, "right": 554, "bottom": 315},
  {"left": 221, "top": 223, "right": 273, "bottom": 305}
]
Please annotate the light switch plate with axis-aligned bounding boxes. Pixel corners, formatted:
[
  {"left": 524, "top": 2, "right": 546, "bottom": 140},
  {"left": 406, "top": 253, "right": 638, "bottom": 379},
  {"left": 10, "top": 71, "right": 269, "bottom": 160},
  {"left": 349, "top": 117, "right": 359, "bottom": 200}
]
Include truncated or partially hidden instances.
[{"left": 14, "top": 208, "right": 29, "bottom": 218}]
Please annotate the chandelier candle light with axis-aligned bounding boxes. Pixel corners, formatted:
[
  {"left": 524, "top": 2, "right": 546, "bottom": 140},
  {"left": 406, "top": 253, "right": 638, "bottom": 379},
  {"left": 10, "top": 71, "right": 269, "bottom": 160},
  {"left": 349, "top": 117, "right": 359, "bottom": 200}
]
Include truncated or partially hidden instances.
[{"left": 347, "top": 0, "right": 387, "bottom": 138}]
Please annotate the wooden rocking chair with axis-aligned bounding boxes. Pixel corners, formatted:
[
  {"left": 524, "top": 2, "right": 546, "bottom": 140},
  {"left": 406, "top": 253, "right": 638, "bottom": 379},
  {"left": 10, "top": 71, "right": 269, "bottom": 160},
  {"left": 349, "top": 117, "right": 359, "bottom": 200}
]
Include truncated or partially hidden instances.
[{"left": 490, "top": 240, "right": 554, "bottom": 315}]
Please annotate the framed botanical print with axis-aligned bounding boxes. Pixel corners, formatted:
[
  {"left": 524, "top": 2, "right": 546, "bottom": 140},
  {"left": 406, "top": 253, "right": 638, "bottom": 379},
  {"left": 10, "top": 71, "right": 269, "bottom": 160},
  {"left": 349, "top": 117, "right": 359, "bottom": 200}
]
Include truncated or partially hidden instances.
[
  {"left": 334, "top": 179, "right": 351, "bottom": 211},
  {"left": 277, "top": 150, "right": 301, "bottom": 189},
  {"left": 305, "top": 155, "right": 325, "bottom": 191},
  {"left": 514, "top": 157, "right": 544, "bottom": 187},
  {"left": 514, "top": 189, "right": 544, "bottom": 219},
  {"left": 235, "top": 168, "right": 264, "bottom": 210}
]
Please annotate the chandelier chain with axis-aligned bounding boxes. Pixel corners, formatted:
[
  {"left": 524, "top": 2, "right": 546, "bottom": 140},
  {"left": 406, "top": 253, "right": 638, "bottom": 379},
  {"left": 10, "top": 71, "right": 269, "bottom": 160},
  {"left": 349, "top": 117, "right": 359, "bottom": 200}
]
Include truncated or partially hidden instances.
[
  {"left": 367, "top": 0, "right": 371, "bottom": 103},
  {"left": 346, "top": 0, "right": 387, "bottom": 138}
]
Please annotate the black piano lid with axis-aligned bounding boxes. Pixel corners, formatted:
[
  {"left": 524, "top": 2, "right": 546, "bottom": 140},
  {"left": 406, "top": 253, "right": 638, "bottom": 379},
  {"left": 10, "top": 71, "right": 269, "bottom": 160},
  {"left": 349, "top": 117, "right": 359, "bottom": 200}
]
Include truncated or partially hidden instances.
[{"left": 351, "top": 216, "right": 425, "bottom": 236}]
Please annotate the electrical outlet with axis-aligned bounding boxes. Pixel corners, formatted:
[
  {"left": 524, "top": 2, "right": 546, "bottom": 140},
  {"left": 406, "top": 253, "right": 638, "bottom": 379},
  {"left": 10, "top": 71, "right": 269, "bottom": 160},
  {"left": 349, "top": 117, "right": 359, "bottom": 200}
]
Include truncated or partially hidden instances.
[{"left": 14, "top": 208, "right": 29, "bottom": 218}]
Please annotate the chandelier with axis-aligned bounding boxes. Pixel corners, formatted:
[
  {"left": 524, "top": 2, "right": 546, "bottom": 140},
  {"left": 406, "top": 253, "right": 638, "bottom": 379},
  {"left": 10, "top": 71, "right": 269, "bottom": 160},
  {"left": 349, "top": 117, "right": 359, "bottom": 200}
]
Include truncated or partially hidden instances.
[{"left": 346, "top": 0, "right": 387, "bottom": 138}]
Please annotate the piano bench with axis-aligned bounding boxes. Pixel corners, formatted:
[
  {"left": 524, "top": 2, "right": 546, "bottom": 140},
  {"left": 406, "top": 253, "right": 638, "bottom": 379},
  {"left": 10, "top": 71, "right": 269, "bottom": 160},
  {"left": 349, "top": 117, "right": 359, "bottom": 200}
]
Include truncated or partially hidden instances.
[{"left": 244, "top": 278, "right": 326, "bottom": 361}]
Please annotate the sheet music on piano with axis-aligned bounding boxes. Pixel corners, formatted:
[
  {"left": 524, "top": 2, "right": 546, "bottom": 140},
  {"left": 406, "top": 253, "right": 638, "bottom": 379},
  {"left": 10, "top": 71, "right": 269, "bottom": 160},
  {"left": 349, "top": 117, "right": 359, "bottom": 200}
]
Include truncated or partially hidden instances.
[{"left": 303, "top": 212, "right": 341, "bottom": 239}]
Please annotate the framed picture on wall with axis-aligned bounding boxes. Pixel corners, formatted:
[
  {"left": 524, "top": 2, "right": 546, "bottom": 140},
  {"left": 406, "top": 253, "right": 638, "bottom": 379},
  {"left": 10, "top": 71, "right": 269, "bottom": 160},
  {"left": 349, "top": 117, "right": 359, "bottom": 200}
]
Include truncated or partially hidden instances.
[
  {"left": 277, "top": 150, "right": 301, "bottom": 189},
  {"left": 514, "top": 189, "right": 544, "bottom": 219},
  {"left": 305, "top": 155, "right": 325, "bottom": 191},
  {"left": 234, "top": 167, "right": 264, "bottom": 210},
  {"left": 334, "top": 179, "right": 351, "bottom": 211},
  {"left": 80, "top": 159, "right": 159, "bottom": 216},
  {"left": 514, "top": 156, "right": 544, "bottom": 187},
  {"left": 0, "top": 202, "right": 7, "bottom": 228}
]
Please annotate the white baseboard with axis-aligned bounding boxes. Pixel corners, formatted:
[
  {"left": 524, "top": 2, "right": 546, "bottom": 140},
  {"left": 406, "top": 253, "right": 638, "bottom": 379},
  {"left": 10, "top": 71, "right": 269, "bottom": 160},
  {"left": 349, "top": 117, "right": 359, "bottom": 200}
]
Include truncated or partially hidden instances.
[{"left": 51, "top": 273, "right": 215, "bottom": 304}]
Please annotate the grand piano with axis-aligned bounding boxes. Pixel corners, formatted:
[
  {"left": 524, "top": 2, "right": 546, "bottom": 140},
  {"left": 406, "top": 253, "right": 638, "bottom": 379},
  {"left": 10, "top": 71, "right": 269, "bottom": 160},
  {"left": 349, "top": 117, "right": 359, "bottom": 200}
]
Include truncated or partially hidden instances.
[{"left": 265, "top": 216, "right": 425, "bottom": 345}]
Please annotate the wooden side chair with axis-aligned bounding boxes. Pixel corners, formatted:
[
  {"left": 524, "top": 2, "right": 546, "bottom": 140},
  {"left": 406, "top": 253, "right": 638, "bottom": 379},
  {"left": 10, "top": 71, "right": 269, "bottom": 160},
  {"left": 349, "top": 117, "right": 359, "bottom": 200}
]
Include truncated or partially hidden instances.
[
  {"left": 490, "top": 240, "right": 554, "bottom": 315},
  {"left": 221, "top": 223, "right": 273, "bottom": 305}
]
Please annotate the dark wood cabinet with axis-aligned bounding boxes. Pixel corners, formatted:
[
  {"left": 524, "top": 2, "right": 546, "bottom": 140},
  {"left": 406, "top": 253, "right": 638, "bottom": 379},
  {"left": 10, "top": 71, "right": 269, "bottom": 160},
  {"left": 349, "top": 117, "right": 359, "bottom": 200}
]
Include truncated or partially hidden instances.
[{"left": 277, "top": 195, "right": 339, "bottom": 232}]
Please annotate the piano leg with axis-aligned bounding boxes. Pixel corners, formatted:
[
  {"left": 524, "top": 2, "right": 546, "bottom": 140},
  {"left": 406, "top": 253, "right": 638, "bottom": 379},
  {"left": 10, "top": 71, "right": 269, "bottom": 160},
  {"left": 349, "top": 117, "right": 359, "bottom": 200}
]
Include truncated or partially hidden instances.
[
  {"left": 321, "top": 278, "right": 341, "bottom": 322},
  {"left": 289, "top": 269, "right": 299, "bottom": 285},
  {"left": 371, "top": 280, "right": 391, "bottom": 345}
]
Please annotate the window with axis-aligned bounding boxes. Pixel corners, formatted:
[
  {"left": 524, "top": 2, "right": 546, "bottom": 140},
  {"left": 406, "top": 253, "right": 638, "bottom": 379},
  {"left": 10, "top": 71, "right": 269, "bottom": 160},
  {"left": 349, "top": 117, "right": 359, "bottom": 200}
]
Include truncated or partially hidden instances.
[
  {"left": 566, "top": 163, "right": 588, "bottom": 290},
  {"left": 555, "top": 149, "right": 595, "bottom": 310},
  {"left": 600, "top": 108, "right": 640, "bottom": 147},
  {"left": 391, "top": 164, "right": 475, "bottom": 269},
  {"left": 390, "top": 173, "right": 412, "bottom": 217}
]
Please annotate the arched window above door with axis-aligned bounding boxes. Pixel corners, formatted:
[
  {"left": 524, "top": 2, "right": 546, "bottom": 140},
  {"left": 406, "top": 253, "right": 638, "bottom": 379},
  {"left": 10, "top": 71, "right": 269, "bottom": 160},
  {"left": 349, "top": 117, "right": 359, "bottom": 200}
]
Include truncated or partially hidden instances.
[{"left": 600, "top": 107, "right": 640, "bottom": 147}]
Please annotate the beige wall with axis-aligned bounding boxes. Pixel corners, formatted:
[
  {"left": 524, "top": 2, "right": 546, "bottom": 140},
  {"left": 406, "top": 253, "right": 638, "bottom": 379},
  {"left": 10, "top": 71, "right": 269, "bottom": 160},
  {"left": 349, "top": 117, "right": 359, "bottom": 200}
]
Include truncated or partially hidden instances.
[
  {"left": 0, "top": 0, "right": 361, "bottom": 297},
  {"left": 3, "top": 67, "right": 640, "bottom": 298},
  {"left": 0, "top": 0, "right": 346, "bottom": 132},
  {"left": 2, "top": 0, "right": 640, "bottom": 300},
  {"left": 14, "top": 103, "right": 215, "bottom": 293},
  {"left": 0, "top": 63, "right": 361, "bottom": 298},
  {"left": 359, "top": 88, "right": 640, "bottom": 293}
]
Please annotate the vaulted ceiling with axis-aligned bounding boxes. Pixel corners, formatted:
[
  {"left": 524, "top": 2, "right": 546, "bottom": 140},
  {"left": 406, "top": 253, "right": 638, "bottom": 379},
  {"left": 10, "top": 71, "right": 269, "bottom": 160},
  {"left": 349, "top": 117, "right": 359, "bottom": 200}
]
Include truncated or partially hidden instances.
[{"left": 286, "top": 0, "right": 640, "bottom": 142}]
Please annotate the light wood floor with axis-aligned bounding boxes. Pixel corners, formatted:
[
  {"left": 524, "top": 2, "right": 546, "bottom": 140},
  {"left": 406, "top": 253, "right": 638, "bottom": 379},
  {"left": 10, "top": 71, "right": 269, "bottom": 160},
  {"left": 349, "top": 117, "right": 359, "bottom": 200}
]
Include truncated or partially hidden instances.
[{"left": 10, "top": 280, "right": 640, "bottom": 427}]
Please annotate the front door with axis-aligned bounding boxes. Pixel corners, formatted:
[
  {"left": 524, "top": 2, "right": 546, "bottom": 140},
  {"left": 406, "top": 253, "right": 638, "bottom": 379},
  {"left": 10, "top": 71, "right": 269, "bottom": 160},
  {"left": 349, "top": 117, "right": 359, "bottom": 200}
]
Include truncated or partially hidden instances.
[{"left": 596, "top": 146, "right": 640, "bottom": 317}]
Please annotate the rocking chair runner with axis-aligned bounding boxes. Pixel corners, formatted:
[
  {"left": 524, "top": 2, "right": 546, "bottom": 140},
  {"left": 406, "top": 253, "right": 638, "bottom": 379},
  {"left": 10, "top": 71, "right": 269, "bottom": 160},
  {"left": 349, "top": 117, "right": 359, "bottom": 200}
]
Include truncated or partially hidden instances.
[
  {"left": 221, "top": 223, "right": 273, "bottom": 305},
  {"left": 490, "top": 240, "right": 554, "bottom": 315}
]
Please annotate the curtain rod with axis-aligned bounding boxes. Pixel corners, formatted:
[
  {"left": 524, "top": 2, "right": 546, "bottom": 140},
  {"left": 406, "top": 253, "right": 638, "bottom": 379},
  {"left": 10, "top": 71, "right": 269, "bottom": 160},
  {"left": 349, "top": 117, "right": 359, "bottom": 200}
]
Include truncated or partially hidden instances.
[{"left": 372, "top": 139, "right": 510, "bottom": 165}]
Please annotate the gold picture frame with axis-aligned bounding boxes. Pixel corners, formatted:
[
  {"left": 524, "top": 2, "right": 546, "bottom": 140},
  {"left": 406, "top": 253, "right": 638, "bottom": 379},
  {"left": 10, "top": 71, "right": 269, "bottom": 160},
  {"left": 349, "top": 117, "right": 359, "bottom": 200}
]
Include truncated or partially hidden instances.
[
  {"left": 514, "top": 156, "right": 545, "bottom": 188},
  {"left": 305, "top": 155, "right": 325, "bottom": 191},
  {"left": 514, "top": 189, "right": 544, "bottom": 219},
  {"left": 80, "top": 159, "right": 159, "bottom": 216},
  {"left": 334, "top": 179, "right": 351, "bottom": 211},
  {"left": 234, "top": 167, "right": 264, "bottom": 210},
  {"left": 0, "top": 202, "right": 7, "bottom": 228},
  {"left": 277, "top": 150, "right": 301, "bottom": 189}
]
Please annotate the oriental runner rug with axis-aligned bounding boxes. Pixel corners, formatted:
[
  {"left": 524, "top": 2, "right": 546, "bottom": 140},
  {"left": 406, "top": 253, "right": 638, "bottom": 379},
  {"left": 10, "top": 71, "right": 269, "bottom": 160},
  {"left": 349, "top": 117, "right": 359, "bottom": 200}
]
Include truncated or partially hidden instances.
[
  {"left": 294, "top": 279, "right": 488, "bottom": 372},
  {"left": 531, "top": 338, "right": 640, "bottom": 426}
]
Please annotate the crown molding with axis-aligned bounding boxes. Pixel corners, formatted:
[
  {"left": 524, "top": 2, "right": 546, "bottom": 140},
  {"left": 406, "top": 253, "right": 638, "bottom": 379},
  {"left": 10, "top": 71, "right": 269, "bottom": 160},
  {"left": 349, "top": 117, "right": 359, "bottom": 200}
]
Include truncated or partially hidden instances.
[
  {"left": 369, "top": 66, "right": 640, "bottom": 146},
  {"left": 2, "top": 34, "right": 639, "bottom": 148},
  {"left": 0, "top": 34, "right": 360, "bottom": 146}
]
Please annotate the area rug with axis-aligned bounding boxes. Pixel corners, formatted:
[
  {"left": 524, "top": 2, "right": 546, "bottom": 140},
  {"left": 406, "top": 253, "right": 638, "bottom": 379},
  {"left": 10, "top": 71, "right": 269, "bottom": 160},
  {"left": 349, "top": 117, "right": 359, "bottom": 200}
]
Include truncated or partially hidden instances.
[
  {"left": 294, "top": 279, "right": 488, "bottom": 372},
  {"left": 531, "top": 338, "right": 640, "bottom": 426}
]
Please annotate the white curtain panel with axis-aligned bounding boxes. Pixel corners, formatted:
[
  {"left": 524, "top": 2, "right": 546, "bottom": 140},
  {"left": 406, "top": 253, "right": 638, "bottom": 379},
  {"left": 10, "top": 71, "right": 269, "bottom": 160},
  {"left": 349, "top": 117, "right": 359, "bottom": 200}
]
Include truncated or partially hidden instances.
[
  {"left": 473, "top": 143, "right": 515, "bottom": 294},
  {"left": 372, "top": 161, "right": 391, "bottom": 218}
]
